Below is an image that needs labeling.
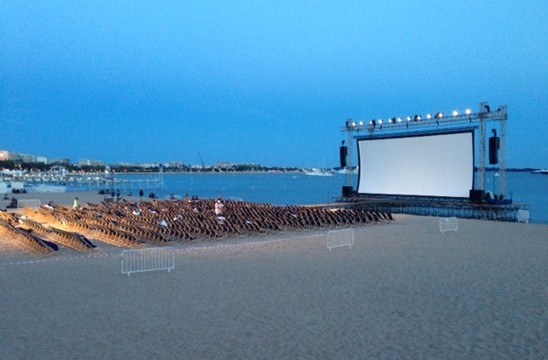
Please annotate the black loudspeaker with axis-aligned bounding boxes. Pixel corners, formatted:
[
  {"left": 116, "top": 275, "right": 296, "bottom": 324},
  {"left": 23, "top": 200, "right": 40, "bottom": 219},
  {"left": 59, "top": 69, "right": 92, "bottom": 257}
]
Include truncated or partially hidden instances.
[
  {"left": 339, "top": 146, "right": 348, "bottom": 167},
  {"left": 469, "top": 189, "right": 485, "bottom": 203},
  {"left": 342, "top": 186, "right": 353, "bottom": 197},
  {"left": 489, "top": 136, "right": 499, "bottom": 164}
]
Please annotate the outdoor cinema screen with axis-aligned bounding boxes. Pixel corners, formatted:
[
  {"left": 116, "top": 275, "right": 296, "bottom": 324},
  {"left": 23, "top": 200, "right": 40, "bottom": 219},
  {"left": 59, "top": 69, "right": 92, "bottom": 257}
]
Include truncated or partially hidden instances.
[{"left": 357, "top": 131, "right": 474, "bottom": 198}]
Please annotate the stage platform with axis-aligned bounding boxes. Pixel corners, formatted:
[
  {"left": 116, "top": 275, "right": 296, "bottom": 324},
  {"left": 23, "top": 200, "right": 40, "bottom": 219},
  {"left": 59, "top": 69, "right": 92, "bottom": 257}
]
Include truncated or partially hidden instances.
[{"left": 331, "top": 195, "right": 529, "bottom": 222}]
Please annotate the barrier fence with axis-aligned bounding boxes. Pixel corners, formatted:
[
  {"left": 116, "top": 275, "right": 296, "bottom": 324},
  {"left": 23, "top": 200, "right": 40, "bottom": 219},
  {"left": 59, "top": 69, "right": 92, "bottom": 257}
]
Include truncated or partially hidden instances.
[
  {"left": 327, "top": 229, "right": 354, "bottom": 250},
  {"left": 17, "top": 199, "right": 41, "bottom": 209},
  {"left": 439, "top": 217, "right": 459, "bottom": 234},
  {"left": 517, "top": 209, "right": 530, "bottom": 223},
  {"left": 121, "top": 247, "right": 174, "bottom": 277}
]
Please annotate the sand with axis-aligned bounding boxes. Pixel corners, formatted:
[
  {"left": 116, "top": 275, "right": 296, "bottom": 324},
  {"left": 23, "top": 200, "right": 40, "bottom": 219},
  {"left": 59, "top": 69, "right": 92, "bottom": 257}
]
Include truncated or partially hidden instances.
[{"left": 1, "top": 195, "right": 547, "bottom": 359}]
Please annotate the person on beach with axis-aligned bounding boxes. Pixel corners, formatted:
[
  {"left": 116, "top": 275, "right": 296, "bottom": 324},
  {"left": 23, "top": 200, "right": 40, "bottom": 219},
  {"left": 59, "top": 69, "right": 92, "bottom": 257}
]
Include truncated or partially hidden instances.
[
  {"left": 43, "top": 201, "right": 54, "bottom": 210},
  {"left": 214, "top": 199, "right": 224, "bottom": 216},
  {"left": 139, "top": 189, "right": 144, "bottom": 200},
  {"left": 7, "top": 197, "right": 18, "bottom": 209},
  {"left": 73, "top": 197, "right": 80, "bottom": 209}
]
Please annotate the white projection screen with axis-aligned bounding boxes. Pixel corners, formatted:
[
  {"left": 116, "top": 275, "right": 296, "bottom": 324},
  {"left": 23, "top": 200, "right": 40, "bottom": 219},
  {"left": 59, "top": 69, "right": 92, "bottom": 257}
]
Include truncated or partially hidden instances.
[{"left": 357, "top": 131, "right": 474, "bottom": 198}]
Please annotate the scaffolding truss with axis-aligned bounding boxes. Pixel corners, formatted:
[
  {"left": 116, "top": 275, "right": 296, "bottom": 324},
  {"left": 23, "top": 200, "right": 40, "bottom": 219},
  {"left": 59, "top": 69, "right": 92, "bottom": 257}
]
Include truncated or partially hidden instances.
[{"left": 342, "top": 101, "right": 508, "bottom": 197}]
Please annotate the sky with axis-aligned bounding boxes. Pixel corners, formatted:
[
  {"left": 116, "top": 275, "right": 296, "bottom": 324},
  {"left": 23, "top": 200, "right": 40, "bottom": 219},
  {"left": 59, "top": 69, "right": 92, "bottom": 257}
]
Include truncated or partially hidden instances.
[{"left": 1, "top": 0, "right": 547, "bottom": 168}]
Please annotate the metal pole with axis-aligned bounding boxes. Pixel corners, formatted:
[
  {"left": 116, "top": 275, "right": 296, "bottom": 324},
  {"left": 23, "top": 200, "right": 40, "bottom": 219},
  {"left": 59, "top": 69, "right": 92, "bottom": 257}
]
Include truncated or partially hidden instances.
[
  {"left": 478, "top": 102, "right": 488, "bottom": 191},
  {"left": 346, "top": 126, "right": 354, "bottom": 187},
  {"left": 498, "top": 106, "right": 508, "bottom": 198}
]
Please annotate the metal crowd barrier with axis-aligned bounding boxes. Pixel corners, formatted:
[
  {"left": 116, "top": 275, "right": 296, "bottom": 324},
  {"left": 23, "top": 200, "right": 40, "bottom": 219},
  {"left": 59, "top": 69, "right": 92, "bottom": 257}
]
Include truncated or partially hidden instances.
[
  {"left": 327, "top": 229, "right": 354, "bottom": 250},
  {"left": 439, "top": 217, "right": 459, "bottom": 234},
  {"left": 517, "top": 209, "right": 530, "bottom": 223},
  {"left": 17, "top": 199, "right": 41, "bottom": 209},
  {"left": 121, "top": 247, "right": 174, "bottom": 277}
]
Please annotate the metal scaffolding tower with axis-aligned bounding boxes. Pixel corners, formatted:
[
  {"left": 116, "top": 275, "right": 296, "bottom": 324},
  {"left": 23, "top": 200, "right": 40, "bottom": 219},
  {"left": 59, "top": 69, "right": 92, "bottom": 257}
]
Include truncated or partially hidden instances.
[{"left": 342, "top": 101, "right": 508, "bottom": 197}]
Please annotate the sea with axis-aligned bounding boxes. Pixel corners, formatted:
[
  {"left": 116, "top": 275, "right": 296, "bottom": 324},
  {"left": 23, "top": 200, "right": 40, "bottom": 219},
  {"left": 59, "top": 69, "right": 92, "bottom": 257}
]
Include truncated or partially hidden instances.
[{"left": 70, "top": 172, "right": 548, "bottom": 224}]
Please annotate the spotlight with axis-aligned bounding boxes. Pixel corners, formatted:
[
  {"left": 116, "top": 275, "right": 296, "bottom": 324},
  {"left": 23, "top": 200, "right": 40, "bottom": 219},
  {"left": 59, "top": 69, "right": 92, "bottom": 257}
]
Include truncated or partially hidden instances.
[
  {"left": 389, "top": 117, "right": 396, "bottom": 124},
  {"left": 465, "top": 109, "right": 472, "bottom": 115},
  {"left": 397, "top": 117, "right": 402, "bottom": 123},
  {"left": 346, "top": 119, "right": 355, "bottom": 129},
  {"left": 370, "top": 119, "right": 376, "bottom": 127},
  {"left": 413, "top": 115, "right": 421, "bottom": 121},
  {"left": 378, "top": 119, "right": 383, "bottom": 125},
  {"left": 358, "top": 120, "right": 364, "bottom": 126},
  {"left": 426, "top": 114, "right": 432, "bottom": 120},
  {"left": 452, "top": 110, "right": 459, "bottom": 116},
  {"left": 406, "top": 116, "right": 412, "bottom": 121},
  {"left": 435, "top": 112, "right": 444, "bottom": 119}
]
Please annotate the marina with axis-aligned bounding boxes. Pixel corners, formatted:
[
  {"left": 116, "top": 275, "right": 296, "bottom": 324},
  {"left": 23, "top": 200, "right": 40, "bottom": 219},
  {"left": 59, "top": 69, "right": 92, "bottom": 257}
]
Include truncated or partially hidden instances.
[{"left": 1, "top": 172, "right": 164, "bottom": 195}]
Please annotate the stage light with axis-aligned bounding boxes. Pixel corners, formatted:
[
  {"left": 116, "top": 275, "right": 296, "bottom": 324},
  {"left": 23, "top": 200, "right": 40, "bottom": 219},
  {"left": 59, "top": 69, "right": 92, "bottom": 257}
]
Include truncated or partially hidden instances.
[
  {"left": 452, "top": 110, "right": 459, "bottom": 116},
  {"left": 370, "top": 119, "right": 376, "bottom": 127},
  {"left": 426, "top": 114, "right": 432, "bottom": 120},
  {"left": 389, "top": 117, "right": 396, "bottom": 124},
  {"left": 406, "top": 116, "right": 412, "bottom": 121},
  {"left": 358, "top": 120, "right": 364, "bottom": 126},
  {"left": 413, "top": 115, "right": 421, "bottom": 121},
  {"left": 346, "top": 119, "right": 356, "bottom": 129},
  {"left": 397, "top": 117, "right": 402, "bottom": 123},
  {"left": 465, "top": 109, "right": 472, "bottom": 115},
  {"left": 435, "top": 112, "right": 443, "bottom": 119},
  {"left": 378, "top": 119, "right": 383, "bottom": 125}
]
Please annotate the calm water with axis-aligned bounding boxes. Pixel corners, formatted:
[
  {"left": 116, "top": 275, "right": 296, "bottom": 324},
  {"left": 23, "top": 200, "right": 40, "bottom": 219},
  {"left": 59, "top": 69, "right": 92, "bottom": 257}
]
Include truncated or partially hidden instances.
[
  {"left": 504, "top": 172, "right": 548, "bottom": 224},
  {"left": 88, "top": 172, "right": 548, "bottom": 224}
]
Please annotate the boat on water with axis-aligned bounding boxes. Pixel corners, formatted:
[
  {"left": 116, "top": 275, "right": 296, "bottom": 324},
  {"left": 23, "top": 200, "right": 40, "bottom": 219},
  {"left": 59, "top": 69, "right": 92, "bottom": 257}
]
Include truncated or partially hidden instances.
[
  {"left": 303, "top": 168, "right": 334, "bottom": 176},
  {"left": 335, "top": 166, "right": 359, "bottom": 175},
  {"left": 530, "top": 169, "right": 548, "bottom": 175}
]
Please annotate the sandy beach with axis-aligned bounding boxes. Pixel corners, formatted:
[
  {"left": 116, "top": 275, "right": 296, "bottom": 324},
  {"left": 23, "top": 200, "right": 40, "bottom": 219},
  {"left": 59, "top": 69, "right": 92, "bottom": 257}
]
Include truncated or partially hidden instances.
[{"left": 1, "top": 199, "right": 546, "bottom": 360}]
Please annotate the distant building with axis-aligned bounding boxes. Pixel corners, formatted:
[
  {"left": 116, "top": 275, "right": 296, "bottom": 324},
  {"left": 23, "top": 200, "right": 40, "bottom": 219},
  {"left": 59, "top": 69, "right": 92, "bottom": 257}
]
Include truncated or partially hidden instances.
[
  {"left": 35, "top": 156, "right": 48, "bottom": 164},
  {"left": 166, "top": 161, "right": 184, "bottom": 169},
  {"left": 213, "top": 161, "right": 236, "bottom": 170},
  {"left": 139, "top": 163, "right": 159, "bottom": 169},
  {"left": 78, "top": 159, "right": 104, "bottom": 167},
  {"left": 9, "top": 152, "right": 35, "bottom": 163},
  {"left": 50, "top": 165, "right": 68, "bottom": 176},
  {"left": 0, "top": 150, "right": 10, "bottom": 161},
  {"left": 0, "top": 151, "right": 49, "bottom": 163},
  {"left": 50, "top": 158, "right": 71, "bottom": 166}
]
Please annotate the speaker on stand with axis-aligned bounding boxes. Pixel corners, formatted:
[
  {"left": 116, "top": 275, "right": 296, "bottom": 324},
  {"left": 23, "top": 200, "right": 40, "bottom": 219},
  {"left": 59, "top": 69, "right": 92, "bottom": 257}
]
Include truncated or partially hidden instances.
[
  {"left": 489, "top": 129, "right": 500, "bottom": 165},
  {"left": 339, "top": 142, "right": 348, "bottom": 168},
  {"left": 469, "top": 189, "right": 485, "bottom": 203},
  {"left": 342, "top": 186, "right": 353, "bottom": 197}
]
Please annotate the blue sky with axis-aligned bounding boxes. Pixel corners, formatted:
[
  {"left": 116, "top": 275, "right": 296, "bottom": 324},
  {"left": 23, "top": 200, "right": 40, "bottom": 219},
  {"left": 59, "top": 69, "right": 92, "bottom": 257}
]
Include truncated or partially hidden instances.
[{"left": 1, "top": 0, "right": 547, "bottom": 168}]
